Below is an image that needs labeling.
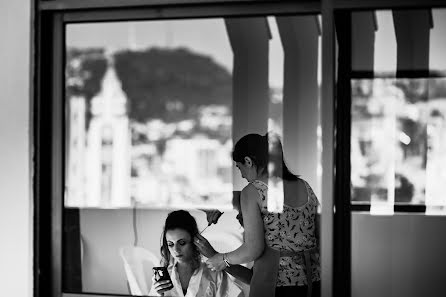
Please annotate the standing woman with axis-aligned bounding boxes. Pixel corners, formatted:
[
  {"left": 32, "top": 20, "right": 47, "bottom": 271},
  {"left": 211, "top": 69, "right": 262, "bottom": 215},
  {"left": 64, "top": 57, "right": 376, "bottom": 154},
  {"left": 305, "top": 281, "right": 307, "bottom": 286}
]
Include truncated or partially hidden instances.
[{"left": 206, "top": 133, "right": 321, "bottom": 297}]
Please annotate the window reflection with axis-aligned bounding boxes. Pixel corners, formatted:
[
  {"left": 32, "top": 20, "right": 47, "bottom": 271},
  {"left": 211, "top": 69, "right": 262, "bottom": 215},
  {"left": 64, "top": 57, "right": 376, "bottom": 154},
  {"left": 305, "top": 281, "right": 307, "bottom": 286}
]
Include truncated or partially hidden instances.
[
  {"left": 65, "top": 19, "right": 235, "bottom": 209},
  {"left": 64, "top": 15, "right": 322, "bottom": 296},
  {"left": 350, "top": 9, "right": 446, "bottom": 213},
  {"left": 351, "top": 78, "right": 446, "bottom": 207},
  {"left": 64, "top": 16, "right": 315, "bottom": 211}
]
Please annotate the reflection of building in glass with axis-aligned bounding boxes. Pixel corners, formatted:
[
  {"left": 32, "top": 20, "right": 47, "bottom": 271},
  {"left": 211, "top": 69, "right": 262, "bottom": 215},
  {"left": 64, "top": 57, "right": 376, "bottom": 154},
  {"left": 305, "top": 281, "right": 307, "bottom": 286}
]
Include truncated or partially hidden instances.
[
  {"left": 128, "top": 100, "right": 234, "bottom": 208},
  {"left": 351, "top": 79, "right": 403, "bottom": 203},
  {"left": 131, "top": 136, "right": 233, "bottom": 208},
  {"left": 66, "top": 55, "right": 131, "bottom": 207},
  {"left": 352, "top": 78, "right": 446, "bottom": 208},
  {"left": 66, "top": 96, "right": 87, "bottom": 206},
  {"left": 100, "top": 126, "right": 114, "bottom": 206},
  {"left": 165, "top": 137, "right": 231, "bottom": 193},
  {"left": 198, "top": 105, "right": 232, "bottom": 131},
  {"left": 426, "top": 99, "right": 446, "bottom": 207}
]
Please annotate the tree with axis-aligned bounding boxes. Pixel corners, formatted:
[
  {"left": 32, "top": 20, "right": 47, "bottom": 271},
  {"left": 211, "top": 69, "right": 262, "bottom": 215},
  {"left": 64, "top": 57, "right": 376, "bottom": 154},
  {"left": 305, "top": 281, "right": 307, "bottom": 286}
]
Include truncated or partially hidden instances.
[{"left": 114, "top": 47, "right": 232, "bottom": 123}]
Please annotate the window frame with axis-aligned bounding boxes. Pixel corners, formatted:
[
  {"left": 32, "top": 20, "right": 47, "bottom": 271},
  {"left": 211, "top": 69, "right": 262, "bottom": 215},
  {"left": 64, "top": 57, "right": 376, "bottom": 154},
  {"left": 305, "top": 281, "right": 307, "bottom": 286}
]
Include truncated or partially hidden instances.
[
  {"left": 35, "top": 2, "right": 325, "bottom": 297},
  {"left": 331, "top": 4, "right": 446, "bottom": 297},
  {"left": 34, "top": 1, "right": 446, "bottom": 297},
  {"left": 338, "top": 8, "right": 446, "bottom": 213}
]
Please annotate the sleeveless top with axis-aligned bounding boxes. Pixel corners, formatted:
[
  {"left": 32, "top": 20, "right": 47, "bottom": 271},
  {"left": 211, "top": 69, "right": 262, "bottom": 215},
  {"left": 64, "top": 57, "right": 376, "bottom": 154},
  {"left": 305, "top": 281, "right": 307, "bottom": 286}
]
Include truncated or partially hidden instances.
[{"left": 250, "top": 179, "right": 321, "bottom": 286}]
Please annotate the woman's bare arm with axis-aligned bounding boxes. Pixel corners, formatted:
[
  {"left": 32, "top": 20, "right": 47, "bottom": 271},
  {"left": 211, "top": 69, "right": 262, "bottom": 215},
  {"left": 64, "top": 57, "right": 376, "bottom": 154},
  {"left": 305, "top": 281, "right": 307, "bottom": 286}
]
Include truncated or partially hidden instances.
[
  {"left": 225, "top": 184, "right": 264, "bottom": 264},
  {"left": 194, "top": 233, "right": 253, "bottom": 284}
]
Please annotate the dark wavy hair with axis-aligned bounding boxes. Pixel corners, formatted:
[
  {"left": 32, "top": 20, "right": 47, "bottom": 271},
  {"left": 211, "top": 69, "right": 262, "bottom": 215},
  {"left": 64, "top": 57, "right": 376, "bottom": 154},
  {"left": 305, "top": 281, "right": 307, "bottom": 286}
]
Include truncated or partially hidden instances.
[
  {"left": 160, "top": 210, "right": 201, "bottom": 267},
  {"left": 232, "top": 133, "right": 299, "bottom": 181}
]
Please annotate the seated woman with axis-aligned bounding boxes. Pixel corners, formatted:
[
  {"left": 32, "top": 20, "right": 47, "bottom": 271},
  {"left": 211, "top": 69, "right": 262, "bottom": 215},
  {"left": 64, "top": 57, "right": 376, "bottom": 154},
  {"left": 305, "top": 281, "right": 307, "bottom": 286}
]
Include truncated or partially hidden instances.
[{"left": 149, "top": 210, "right": 244, "bottom": 297}]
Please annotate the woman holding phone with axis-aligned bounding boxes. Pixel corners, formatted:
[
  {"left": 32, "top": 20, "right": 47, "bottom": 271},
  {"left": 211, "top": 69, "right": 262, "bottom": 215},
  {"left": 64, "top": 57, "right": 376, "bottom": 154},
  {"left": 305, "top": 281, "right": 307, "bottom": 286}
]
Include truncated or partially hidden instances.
[{"left": 149, "top": 210, "right": 244, "bottom": 297}]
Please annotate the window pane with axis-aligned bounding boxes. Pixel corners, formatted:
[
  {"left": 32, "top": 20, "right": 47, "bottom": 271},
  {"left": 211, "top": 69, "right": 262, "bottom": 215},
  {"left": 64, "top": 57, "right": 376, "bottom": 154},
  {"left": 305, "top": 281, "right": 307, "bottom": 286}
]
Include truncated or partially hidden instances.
[
  {"left": 66, "top": 19, "right": 235, "bottom": 210},
  {"left": 64, "top": 15, "right": 322, "bottom": 295},
  {"left": 65, "top": 18, "right": 238, "bottom": 295},
  {"left": 350, "top": 10, "right": 446, "bottom": 297},
  {"left": 350, "top": 9, "right": 446, "bottom": 214}
]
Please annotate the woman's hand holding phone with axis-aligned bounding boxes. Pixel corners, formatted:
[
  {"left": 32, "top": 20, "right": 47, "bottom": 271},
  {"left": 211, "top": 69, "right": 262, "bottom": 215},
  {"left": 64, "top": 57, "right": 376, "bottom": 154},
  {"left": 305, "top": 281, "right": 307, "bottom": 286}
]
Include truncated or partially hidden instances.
[
  {"left": 152, "top": 267, "right": 173, "bottom": 295},
  {"left": 152, "top": 278, "right": 173, "bottom": 295}
]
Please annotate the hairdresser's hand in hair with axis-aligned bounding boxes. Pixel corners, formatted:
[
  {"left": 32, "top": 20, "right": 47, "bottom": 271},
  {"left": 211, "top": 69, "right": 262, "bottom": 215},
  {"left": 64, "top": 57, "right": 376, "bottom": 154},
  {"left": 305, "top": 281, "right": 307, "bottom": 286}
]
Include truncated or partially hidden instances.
[
  {"left": 200, "top": 209, "right": 223, "bottom": 226},
  {"left": 193, "top": 233, "right": 217, "bottom": 258},
  {"left": 206, "top": 253, "right": 227, "bottom": 272}
]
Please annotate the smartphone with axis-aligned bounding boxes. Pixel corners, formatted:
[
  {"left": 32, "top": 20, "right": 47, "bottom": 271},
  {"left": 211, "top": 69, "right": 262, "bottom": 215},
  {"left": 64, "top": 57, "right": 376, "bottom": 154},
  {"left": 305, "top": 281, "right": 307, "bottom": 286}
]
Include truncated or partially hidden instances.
[{"left": 152, "top": 267, "right": 174, "bottom": 290}]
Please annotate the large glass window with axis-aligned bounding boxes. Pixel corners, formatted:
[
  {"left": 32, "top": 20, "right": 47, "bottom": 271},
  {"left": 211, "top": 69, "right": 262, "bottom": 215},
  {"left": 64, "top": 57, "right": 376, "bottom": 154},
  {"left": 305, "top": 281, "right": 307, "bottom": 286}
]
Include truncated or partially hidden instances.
[
  {"left": 348, "top": 8, "right": 446, "bottom": 297},
  {"left": 63, "top": 14, "right": 321, "bottom": 296},
  {"left": 349, "top": 9, "right": 446, "bottom": 214}
]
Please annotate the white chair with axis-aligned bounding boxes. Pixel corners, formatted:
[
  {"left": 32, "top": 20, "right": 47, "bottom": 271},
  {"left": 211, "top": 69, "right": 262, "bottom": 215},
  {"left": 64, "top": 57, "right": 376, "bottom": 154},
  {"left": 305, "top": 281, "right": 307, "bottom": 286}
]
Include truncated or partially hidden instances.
[{"left": 120, "top": 246, "right": 160, "bottom": 296}]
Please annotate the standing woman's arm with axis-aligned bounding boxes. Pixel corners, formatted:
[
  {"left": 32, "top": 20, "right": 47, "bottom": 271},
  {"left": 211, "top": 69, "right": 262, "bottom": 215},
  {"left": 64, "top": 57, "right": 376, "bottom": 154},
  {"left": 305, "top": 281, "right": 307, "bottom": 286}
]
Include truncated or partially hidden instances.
[
  {"left": 205, "top": 184, "right": 265, "bottom": 271},
  {"left": 225, "top": 184, "right": 265, "bottom": 264}
]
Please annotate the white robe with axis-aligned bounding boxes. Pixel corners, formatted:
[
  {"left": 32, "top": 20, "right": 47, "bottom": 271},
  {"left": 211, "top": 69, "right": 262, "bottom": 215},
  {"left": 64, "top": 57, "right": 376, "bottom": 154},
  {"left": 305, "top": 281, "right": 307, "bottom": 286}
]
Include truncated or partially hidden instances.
[{"left": 148, "top": 261, "right": 244, "bottom": 297}]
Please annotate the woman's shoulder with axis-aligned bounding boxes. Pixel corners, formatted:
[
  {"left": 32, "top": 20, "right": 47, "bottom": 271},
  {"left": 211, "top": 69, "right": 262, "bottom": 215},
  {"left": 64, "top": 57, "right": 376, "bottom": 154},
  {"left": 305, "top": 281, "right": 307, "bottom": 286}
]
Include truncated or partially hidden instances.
[
  {"left": 298, "top": 178, "right": 320, "bottom": 205},
  {"left": 242, "top": 182, "right": 258, "bottom": 192},
  {"left": 247, "top": 180, "right": 268, "bottom": 192},
  {"left": 242, "top": 182, "right": 265, "bottom": 202}
]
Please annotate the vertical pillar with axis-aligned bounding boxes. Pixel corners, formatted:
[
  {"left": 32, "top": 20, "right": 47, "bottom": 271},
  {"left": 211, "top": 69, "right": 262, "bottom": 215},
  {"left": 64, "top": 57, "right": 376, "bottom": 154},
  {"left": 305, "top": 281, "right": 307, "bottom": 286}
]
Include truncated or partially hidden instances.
[
  {"left": 276, "top": 15, "right": 320, "bottom": 193},
  {"left": 321, "top": 0, "right": 335, "bottom": 296},
  {"left": 225, "top": 17, "right": 270, "bottom": 189},
  {"left": 393, "top": 10, "right": 432, "bottom": 77},
  {"left": 351, "top": 12, "right": 376, "bottom": 73}
]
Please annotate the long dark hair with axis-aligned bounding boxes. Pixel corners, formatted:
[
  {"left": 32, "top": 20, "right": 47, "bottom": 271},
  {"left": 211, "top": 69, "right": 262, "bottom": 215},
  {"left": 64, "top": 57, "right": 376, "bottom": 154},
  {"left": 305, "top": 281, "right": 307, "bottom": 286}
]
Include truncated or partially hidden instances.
[
  {"left": 232, "top": 133, "right": 299, "bottom": 181},
  {"left": 160, "top": 210, "right": 201, "bottom": 267}
]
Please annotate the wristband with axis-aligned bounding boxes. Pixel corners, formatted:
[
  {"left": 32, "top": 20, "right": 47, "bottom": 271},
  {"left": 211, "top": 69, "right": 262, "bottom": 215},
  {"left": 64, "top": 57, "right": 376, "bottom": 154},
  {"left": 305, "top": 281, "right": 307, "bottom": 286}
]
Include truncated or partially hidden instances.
[{"left": 223, "top": 253, "right": 231, "bottom": 267}]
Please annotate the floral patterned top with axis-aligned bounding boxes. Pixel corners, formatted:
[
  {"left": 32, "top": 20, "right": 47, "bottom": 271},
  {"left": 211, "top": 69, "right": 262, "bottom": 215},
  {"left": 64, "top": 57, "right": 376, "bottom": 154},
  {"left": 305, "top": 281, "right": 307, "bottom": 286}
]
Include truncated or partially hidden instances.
[{"left": 251, "top": 179, "right": 321, "bottom": 286}]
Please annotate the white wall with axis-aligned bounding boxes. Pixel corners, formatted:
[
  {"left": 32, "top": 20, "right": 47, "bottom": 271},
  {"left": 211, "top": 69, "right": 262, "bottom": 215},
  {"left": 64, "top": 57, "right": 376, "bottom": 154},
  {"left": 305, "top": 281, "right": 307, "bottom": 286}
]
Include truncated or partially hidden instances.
[
  {"left": 352, "top": 213, "right": 446, "bottom": 297},
  {"left": 0, "top": 0, "right": 32, "bottom": 297}
]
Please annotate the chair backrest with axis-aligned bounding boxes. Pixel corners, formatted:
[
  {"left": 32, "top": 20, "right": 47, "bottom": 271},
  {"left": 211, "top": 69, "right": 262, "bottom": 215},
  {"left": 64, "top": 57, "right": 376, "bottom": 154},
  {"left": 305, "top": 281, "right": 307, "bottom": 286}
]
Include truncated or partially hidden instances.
[{"left": 119, "top": 246, "right": 160, "bottom": 296}]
